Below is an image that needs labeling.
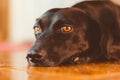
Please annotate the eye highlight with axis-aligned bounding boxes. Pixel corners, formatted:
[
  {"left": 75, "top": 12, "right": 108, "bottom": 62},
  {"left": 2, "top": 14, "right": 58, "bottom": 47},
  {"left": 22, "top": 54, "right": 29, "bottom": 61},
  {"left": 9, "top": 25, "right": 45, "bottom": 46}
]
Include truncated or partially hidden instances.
[
  {"left": 61, "top": 25, "right": 73, "bottom": 33},
  {"left": 34, "top": 27, "right": 42, "bottom": 34}
]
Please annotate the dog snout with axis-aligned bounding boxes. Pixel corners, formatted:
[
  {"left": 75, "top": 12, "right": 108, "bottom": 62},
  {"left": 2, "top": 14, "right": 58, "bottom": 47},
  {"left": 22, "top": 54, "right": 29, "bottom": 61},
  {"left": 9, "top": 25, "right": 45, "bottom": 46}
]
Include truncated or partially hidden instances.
[{"left": 27, "top": 49, "right": 57, "bottom": 66}]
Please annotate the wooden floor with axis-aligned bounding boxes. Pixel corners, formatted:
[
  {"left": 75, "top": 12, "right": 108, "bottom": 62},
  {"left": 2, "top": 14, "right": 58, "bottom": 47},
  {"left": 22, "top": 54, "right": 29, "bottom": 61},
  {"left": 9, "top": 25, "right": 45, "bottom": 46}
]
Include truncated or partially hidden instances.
[{"left": 0, "top": 51, "right": 120, "bottom": 80}]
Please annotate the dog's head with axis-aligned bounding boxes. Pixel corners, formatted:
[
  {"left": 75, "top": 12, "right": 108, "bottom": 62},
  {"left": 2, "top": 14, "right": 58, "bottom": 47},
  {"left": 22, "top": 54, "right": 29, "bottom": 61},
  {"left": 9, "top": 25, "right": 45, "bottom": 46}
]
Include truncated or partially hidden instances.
[{"left": 26, "top": 8, "right": 101, "bottom": 66}]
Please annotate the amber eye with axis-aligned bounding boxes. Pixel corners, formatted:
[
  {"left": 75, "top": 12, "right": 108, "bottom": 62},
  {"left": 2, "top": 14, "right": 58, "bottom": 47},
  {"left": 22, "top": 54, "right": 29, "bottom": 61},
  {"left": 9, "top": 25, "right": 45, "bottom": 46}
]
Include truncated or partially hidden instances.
[
  {"left": 61, "top": 25, "right": 73, "bottom": 33},
  {"left": 34, "top": 27, "right": 42, "bottom": 34}
]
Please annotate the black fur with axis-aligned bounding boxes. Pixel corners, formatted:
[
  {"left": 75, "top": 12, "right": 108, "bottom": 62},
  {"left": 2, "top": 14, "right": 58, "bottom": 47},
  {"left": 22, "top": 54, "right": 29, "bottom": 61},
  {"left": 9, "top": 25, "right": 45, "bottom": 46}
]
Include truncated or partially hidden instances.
[{"left": 26, "top": 0, "right": 120, "bottom": 66}]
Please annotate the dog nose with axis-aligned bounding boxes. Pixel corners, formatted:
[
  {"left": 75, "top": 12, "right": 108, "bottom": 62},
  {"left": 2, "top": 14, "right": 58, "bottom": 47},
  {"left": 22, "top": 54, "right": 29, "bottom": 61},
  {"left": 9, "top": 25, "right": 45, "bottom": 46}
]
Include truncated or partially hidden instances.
[{"left": 27, "top": 50, "right": 42, "bottom": 58}]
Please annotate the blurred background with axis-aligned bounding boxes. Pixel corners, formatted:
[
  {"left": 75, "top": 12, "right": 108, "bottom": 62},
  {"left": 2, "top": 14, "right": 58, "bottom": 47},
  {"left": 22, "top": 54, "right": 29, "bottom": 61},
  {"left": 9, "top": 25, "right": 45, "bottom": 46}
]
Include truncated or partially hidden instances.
[{"left": 0, "top": 0, "right": 119, "bottom": 52}]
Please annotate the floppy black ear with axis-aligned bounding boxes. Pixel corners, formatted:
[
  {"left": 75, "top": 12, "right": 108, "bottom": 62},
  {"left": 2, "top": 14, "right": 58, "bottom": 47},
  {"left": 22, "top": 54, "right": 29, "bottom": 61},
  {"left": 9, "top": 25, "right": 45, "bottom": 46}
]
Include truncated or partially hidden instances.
[
  {"left": 85, "top": 13, "right": 111, "bottom": 61},
  {"left": 71, "top": 8, "right": 109, "bottom": 60}
]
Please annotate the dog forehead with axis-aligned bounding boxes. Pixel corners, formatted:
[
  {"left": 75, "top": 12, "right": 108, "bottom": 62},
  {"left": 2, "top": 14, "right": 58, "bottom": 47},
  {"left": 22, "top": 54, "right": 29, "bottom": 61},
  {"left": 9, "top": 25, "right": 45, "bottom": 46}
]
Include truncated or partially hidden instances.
[
  {"left": 38, "top": 11, "right": 63, "bottom": 26},
  {"left": 60, "top": 8, "right": 85, "bottom": 15}
]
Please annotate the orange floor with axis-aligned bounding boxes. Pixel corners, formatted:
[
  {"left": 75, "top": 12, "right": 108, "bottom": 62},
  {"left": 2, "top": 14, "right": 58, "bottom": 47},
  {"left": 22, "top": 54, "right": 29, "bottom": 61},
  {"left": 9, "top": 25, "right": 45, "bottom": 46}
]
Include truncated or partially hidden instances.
[{"left": 0, "top": 46, "right": 120, "bottom": 80}]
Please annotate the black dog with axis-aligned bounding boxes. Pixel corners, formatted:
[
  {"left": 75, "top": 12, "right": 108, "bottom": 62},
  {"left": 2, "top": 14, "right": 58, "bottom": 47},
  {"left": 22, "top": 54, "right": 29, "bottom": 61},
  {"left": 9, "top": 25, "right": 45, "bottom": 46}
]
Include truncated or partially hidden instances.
[{"left": 27, "top": 0, "right": 120, "bottom": 66}]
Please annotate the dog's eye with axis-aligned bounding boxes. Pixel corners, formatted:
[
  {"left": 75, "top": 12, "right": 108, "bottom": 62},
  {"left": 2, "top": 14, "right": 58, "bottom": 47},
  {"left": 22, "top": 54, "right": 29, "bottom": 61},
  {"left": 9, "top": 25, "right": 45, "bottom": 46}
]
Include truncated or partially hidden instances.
[
  {"left": 61, "top": 25, "right": 73, "bottom": 33},
  {"left": 34, "top": 27, "right": 42, "bottom": 34}
]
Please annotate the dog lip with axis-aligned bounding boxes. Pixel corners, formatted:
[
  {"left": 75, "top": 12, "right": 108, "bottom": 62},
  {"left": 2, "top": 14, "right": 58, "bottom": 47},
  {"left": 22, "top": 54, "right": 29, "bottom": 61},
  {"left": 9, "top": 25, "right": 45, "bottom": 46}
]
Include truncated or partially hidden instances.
[
  {"left": 27, "top": 57, "right": 59, "bottom": 67},
  {"left": 27, "top": 58, "right": 36, "bottom": 66},
  {"left": 27, "top": 57, "right": 42, "bottom": 65}
]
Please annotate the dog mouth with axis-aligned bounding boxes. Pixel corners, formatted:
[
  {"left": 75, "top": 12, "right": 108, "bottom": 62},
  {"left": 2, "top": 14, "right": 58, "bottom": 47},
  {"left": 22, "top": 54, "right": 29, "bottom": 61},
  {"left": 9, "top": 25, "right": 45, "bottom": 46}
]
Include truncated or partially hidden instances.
[
  {"left": 27, "top": 56, "right": 57, "bottom": 67},
  {"left": 26, "top": 53, "right": 90, "bottom": 67}
]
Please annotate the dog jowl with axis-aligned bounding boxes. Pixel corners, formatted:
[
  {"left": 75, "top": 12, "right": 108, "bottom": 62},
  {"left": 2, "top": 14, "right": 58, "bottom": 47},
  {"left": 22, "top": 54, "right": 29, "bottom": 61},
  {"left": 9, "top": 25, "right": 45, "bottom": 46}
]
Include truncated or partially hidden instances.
[{"left": 26, "top": 0, "right": 120, "bottom": 66}]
